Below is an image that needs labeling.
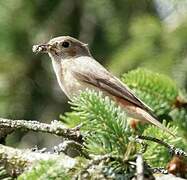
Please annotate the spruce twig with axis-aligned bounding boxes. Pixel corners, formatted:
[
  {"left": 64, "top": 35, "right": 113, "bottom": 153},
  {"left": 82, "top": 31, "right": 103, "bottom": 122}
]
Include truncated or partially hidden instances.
[
  {"left": 137, "top": 135, "right": 187, "bottom": 158},
  {"left": 149, "top": 167, "right": 168, "bottom": 174},
  {"left": 53, "top": 140, "right": 89, "bottom": 158},
  {"left": 136, "top": 154, "right": 144, "bottom": 180},
  {"left": 0, "top": 118, "right": 83, "bottom": 143}
]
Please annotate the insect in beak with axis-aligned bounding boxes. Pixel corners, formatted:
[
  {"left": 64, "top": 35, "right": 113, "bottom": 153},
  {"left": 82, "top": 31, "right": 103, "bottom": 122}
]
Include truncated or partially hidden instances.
[{"left": 32, "top": 43, "right": 58, "bottom": 55}]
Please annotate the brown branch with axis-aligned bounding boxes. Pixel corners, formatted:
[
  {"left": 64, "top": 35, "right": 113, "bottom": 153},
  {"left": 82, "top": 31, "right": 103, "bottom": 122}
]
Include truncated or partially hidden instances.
[{"left": 0, "top": 118, "right": 83, "bottom": 143}]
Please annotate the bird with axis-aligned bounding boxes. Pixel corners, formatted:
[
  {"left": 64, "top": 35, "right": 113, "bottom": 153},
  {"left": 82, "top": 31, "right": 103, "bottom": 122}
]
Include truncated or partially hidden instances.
[{"left": 32, "top": 36, "right": 174, "bottom": 136}]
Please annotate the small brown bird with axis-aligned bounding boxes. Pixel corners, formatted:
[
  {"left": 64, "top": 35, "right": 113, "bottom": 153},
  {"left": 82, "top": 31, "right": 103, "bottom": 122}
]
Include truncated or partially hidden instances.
[{"left": 33, "top": 36, "right": 174, "bottom": 136}]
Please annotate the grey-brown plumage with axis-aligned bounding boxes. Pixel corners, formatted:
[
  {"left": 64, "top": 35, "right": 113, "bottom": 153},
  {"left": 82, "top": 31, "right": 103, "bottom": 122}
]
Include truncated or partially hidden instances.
[{"left": 33, "top": 36, "right": 174, "bottom": 136}]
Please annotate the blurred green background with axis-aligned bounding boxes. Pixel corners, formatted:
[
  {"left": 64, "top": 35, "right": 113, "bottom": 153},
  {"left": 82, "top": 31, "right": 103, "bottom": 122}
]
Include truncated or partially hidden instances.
[{"left": 0, "top": 0, "right": 187, "bottom": 147}]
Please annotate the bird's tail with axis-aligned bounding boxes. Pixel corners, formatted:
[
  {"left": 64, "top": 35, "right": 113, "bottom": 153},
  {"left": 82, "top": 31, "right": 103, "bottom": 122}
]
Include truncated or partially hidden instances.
[{"left": 137, "top": 107, "right": 175, "bottom": 137}]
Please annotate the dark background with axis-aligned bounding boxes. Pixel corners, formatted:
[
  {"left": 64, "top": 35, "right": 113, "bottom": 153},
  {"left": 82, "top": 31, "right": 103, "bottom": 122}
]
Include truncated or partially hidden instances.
[{"left": 0, "top": 0, "right": 187, "bottom": 147}]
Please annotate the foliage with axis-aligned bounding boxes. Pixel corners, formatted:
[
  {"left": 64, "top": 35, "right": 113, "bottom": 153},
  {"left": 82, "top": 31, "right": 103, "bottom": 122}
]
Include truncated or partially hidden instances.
[
  {"left": 143, "top": 122, "right": 186, "bottom": 167},
  {"left": 0, "top": 166, "right": 12, "bottom": 180},
  {"left": 122, "top": 68, "right": 179, "bottom": 116},
  {"left": 18, "top": 160, "right": 70, "bottom": 180},
  {"left": 170, "top": 108, "right": 187, "bottom": 138},
  {"left": 71, "top": 91, "right": 135, "bottom": 159}
]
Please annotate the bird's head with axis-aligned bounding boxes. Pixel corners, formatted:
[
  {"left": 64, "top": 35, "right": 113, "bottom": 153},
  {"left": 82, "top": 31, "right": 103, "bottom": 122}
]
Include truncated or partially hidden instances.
[{"left": 32, "top": 36, "right": 91, "bottom": 61}]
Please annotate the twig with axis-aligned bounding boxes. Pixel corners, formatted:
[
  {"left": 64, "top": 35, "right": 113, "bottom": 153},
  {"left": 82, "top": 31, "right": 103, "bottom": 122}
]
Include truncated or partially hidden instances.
[
  {"left": 137, "top": 135, "right": 187, "bottom": 158},
  {"left": 136, "top": 154, "right": 144, "bottom": 180},
  {"left": 0, "top": 118, "right": 83, "bottom": 143},
  {"left": 53, "top": 140, "right": 89, "bottom": 158},
  {"left": 145, "top": 163, "right": 168, "bottom": 174},
  {"left": 134, "top": 138, "right": 148, "bottom": 153},
  {"left": 149, "top": 167, "right": 168, "bottom": 174}
]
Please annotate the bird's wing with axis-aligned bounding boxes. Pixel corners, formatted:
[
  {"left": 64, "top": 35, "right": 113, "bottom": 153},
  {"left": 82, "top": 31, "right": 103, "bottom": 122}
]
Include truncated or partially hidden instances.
[
  {"left": 73, "top": 68, "right": 154, "bottom": 115},
  {"left": 72, "top": 63, "right": 175, "bottom": 137}
]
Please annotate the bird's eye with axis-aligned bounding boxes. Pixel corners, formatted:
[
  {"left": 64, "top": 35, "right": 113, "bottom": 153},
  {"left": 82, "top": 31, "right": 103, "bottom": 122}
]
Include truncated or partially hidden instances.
[{"left": 62, "top": 41, "right": 70, "bottom": 48}]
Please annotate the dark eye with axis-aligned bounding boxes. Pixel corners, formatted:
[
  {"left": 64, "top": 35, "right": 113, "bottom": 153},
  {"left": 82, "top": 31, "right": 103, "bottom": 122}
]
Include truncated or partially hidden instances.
[{"left": 62, "top": 41, "right": 70, "bottom": 48}]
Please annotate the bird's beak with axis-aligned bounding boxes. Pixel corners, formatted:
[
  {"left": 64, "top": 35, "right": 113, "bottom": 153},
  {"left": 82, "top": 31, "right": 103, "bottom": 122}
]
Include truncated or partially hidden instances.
[{"left": 32, "top": 43, "right": 58, "bottom": 54}]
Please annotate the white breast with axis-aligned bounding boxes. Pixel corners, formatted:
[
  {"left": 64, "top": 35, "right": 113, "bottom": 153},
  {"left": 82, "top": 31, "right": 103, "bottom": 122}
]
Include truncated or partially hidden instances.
[{"left": 51, "top": 57, "right": 97, "bottom": 99}]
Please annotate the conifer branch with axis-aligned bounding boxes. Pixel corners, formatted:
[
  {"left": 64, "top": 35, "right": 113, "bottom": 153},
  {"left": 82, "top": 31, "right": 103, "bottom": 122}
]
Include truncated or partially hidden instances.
[
  {"left": 137, "top": 135, "right": 187, "bottom": 158},
  {"left": 0, "top": 118, "right": 83, "bottom": 143},
  {"left": 150, "top": 167, "right": 168, "bottom": 174},
  {"left": 53, "top": 140, "right": 89, "bottom": 158}
]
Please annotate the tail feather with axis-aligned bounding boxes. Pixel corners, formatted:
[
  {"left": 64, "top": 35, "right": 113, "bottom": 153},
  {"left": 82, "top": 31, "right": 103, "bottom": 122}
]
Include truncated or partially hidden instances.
[{"left": 137, "top": 108, "right": 175, "bottom": 137}]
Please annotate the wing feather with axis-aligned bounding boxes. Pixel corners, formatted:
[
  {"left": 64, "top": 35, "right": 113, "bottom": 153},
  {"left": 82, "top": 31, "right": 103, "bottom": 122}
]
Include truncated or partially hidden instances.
[{"left": 73, "top": 70, "right": 154, "bottom": 115}]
